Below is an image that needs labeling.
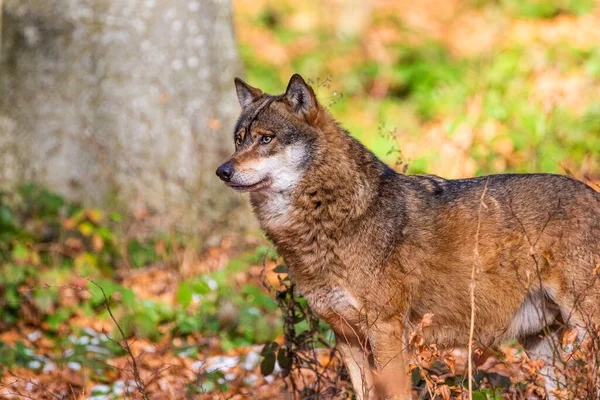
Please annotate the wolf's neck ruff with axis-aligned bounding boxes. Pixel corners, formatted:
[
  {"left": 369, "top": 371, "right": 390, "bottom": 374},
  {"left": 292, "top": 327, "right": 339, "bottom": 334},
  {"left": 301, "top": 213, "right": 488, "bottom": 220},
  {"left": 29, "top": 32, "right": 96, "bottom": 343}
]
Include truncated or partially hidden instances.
[{"left": 250, "top": 120, "right": 388, "bottom": 286}]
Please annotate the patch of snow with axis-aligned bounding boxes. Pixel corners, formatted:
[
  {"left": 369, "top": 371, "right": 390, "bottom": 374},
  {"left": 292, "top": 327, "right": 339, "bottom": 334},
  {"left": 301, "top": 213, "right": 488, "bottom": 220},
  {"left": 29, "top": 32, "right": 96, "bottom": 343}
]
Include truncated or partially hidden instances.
[
  {"left": 43, "top": 361, "right": 56, "bottom": 373},
  {"left": 242, "top": 351, "right": 261, "bottom": 370},
  {"left": 244, "top": 374, "right": 259, "bottom": 385},
  {"left": 90, "top": 384, "right": 111, "bottom": 394},
  {"left": 86, "top": 345, "right": 112, "bottom": 355},
  {"left": 225, "top": 373, "right": 237, "bottom": 381},
  {"left": 205, "top": 355, "right": 240, "bottom": 373},
  {"left": 83, "top": 328, "right": 100, "bottom": 338},
  {"left": 27, "top": 330, "right": 42, "bottom": 342},
  {"left": 68, "top": 362, "right": 82, "bottom": 371},
  {"left": 77, "top": 335, "right": 90, "bottom": 345},
  {"left": 204, "top": 277, "right": 218, "bottom": 291}
]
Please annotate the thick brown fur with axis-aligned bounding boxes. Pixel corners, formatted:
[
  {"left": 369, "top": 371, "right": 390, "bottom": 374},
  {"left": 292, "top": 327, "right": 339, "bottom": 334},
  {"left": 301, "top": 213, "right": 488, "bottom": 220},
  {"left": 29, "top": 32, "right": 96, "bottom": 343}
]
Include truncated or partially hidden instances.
[{"left": 217, "top": 75, "right": 600, "bottom": 399}]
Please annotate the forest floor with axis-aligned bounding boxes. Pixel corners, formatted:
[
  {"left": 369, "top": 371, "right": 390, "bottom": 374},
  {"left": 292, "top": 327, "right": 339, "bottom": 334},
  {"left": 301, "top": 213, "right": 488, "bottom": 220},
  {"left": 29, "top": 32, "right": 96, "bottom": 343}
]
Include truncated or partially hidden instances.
[{"left": 0, "top": 184, "right": 563, "bottom": 399}]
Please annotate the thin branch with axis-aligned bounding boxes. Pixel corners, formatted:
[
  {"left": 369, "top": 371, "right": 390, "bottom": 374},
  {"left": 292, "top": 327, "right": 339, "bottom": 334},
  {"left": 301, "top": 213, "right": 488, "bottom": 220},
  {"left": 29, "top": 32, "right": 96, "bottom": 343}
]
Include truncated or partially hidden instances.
[
  {"left": 5, "top": 373, "right": 62, "bottom": 400},
  {"left": 89, "top": 280, "right": 149, "bottom": 400}
]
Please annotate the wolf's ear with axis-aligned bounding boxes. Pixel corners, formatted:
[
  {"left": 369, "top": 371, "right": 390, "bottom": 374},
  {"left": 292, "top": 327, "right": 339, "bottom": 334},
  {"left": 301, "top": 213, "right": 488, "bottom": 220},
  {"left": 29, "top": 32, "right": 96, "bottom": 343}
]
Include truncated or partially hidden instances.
[
  {"left": 284, "top": 74, "right": 318, "bottom": 117},
  {"left": 234, "top": 77, "right": 263, "bottom": 109}
]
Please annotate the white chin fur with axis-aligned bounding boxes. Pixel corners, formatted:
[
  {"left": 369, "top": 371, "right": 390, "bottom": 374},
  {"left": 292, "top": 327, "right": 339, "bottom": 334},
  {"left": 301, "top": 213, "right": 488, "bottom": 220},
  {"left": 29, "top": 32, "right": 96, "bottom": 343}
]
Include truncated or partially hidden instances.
[{"left": 246, "top": 144, "right": 307, "bottom": 230}]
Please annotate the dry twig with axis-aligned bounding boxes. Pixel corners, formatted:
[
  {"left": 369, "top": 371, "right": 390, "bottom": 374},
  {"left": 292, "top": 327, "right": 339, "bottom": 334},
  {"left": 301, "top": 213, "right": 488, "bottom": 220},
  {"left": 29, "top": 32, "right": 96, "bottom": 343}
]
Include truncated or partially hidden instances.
[
  {"left": 89, "top": 280, "right": 150, "bottom": 400},
  {"left": 468, "top": 178, "right": 489, "bottom": 399}
]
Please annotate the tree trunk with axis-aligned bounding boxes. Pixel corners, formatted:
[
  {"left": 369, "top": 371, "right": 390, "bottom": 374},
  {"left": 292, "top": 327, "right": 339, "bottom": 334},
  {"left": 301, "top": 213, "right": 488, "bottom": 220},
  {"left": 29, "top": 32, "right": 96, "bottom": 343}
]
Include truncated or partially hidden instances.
[{"left": 0, "top": 0, "right": 253, "bottom": 235}]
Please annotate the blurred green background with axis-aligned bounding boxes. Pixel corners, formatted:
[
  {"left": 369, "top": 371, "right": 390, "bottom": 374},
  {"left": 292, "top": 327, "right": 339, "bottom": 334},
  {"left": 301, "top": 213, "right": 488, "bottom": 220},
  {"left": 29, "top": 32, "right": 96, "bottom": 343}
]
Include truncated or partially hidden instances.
[{"left": 236, "top": 0, "right": 600, "bottom": 181}]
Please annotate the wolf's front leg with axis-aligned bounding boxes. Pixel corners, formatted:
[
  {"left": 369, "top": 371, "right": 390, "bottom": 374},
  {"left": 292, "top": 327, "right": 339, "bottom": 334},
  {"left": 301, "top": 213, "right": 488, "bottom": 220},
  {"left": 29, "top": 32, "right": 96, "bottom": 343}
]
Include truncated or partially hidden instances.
[
  {"left": 335, "top": 331, "right": 377, "bottom": 400},
  {"left": 369, "top": 319, "right": 412, "bottom": 400}
]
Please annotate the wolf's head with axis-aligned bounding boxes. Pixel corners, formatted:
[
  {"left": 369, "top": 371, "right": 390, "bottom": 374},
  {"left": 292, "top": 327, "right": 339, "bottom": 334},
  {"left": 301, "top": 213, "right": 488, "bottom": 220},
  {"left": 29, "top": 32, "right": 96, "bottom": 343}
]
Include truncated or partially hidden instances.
[{"left": 216, "top": 74, "right": 323, "bottom": 194}]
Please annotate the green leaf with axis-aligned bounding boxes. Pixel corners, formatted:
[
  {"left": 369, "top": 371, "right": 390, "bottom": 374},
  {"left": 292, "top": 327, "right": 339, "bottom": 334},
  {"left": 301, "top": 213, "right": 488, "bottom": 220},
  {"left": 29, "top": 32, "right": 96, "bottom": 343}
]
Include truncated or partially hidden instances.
[
  {"left": 47, "top": 308, "right": 70, "bottom": 330},
  {"left": 175, "top": 314, "right": 200, "bottom": 335},
  {"left": 227, "top": 258, "right": 246, "bottom": 272},
  {"left": 127, "top": 239, "right": 157, "bottom": 268},
  {"left": 3, "top": 264, "right": 26, "bottom": 285},
  {"left": 110, "top": 212, "right": 122, "bottom": 222},
  {"left": 472, "top": 392, "right": 484, "bottom": 400},
  {"left": 134, "top": 312, "right": 159, "bottom": 339},
  {"left": 11, "top": 243, "right": 29, "bottom": 262},
  {"left": 260, "top": 352, "right": 276, "bottom": 376},
  {"left": 277, "top": 346, "right": 292, "bottom": 370},
  {"left": 14, "top": 341, "right": 35, "bottom": 366},
  {"left": 74, "top": 252, "right": 100, "bottom": 277},
  {"left": 78, "top": 221, "right": 94, "bottom": 236},
  {"left": 38, "top": 189, "right": 65, "bottom": 216},
  {"left": 273, "top": 264, "right": 288, "bottom": 273},
  {"left": 176, "top": 282, "right": 193, "bottom": 308},
  {"left": 121, "top": 288, "right": 136, "bottom": 308},
  {"left": 260, "top": 341, "right": 278, "bottom": 356},
  {"left": 192, "top": 280, "right": 211, "bottom": 295},
  {"left": 96, "top": 227, "right": 115, "bottom": 241},
  {"left": 4, "top": 286, "right": 21, "bottom": 308},
  {"left": 292, "top": 312, "right": 305, "bottom": 324},
  {"left": 472, "top": 391, "right": 488, "bottom": 400},
  {"left": 0, "top": 205, "right": 15, "bottom": 229},
  {"left": 88, "top": 279, "right": 122, "bottom": 305}
]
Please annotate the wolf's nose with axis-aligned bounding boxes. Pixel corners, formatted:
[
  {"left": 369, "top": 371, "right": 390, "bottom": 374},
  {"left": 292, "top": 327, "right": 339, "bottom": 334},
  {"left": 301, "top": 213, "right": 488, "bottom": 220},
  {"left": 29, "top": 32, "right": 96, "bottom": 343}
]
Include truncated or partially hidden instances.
[{"left": 216, "top": 162, "right": 234, "bottom": 182}]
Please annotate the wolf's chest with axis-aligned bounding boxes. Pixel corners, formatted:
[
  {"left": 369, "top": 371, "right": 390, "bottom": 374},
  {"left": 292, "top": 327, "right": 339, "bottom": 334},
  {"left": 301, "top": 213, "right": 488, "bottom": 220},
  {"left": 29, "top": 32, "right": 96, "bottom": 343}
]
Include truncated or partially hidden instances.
[
  {"left": 301, "top": 285, "right": 362, "bottom": 327},
  {"left": 257, "top": 192, "right": 294, "bottom": 230}
]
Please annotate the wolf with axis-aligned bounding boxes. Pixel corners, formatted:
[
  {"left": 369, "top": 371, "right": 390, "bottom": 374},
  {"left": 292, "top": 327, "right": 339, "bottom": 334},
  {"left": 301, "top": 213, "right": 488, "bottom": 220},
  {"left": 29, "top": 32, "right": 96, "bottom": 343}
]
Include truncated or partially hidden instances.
[{"left": 216, "top": 74, "right": 600, "bottom": 399}]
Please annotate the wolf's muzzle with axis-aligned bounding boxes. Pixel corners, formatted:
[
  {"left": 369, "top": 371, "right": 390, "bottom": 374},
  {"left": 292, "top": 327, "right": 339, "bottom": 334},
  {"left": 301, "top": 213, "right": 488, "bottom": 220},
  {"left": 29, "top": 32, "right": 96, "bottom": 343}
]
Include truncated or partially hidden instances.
[{"left": 216, "top": 162, "right": 234, "bottom": 182}]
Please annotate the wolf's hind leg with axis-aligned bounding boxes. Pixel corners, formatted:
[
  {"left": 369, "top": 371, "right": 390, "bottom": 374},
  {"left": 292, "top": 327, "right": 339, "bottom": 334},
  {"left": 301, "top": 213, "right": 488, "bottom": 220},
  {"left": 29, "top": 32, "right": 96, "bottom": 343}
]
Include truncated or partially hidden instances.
[{"left": 519, "top": 327, "right": 567, "bottom": 400}]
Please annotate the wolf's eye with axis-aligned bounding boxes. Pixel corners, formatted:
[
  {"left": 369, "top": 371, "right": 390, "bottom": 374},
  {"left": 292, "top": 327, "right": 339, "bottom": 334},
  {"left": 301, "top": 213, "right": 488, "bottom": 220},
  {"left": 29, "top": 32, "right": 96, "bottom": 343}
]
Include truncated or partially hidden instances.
[
  {"left": 260, "top": 135, "right": 274, "bottom": 145},
  {"left": 235, "top": 136, "right": 243, "bottom": 146}
]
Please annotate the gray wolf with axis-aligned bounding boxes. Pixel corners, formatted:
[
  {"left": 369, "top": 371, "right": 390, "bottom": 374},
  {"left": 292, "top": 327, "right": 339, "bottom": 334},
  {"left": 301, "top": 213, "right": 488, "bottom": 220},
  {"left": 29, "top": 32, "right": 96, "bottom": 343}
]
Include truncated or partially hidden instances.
[{"left": 216, "top": 74, "right": 600, "bottom": 399}]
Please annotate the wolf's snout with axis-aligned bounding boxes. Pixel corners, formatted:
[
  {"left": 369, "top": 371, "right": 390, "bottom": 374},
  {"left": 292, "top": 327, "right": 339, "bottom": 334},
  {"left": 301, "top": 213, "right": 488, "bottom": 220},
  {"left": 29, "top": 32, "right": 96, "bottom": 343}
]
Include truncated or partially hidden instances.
[{"left": 216, "top": 162, "right": 234, "bottom": 182}]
